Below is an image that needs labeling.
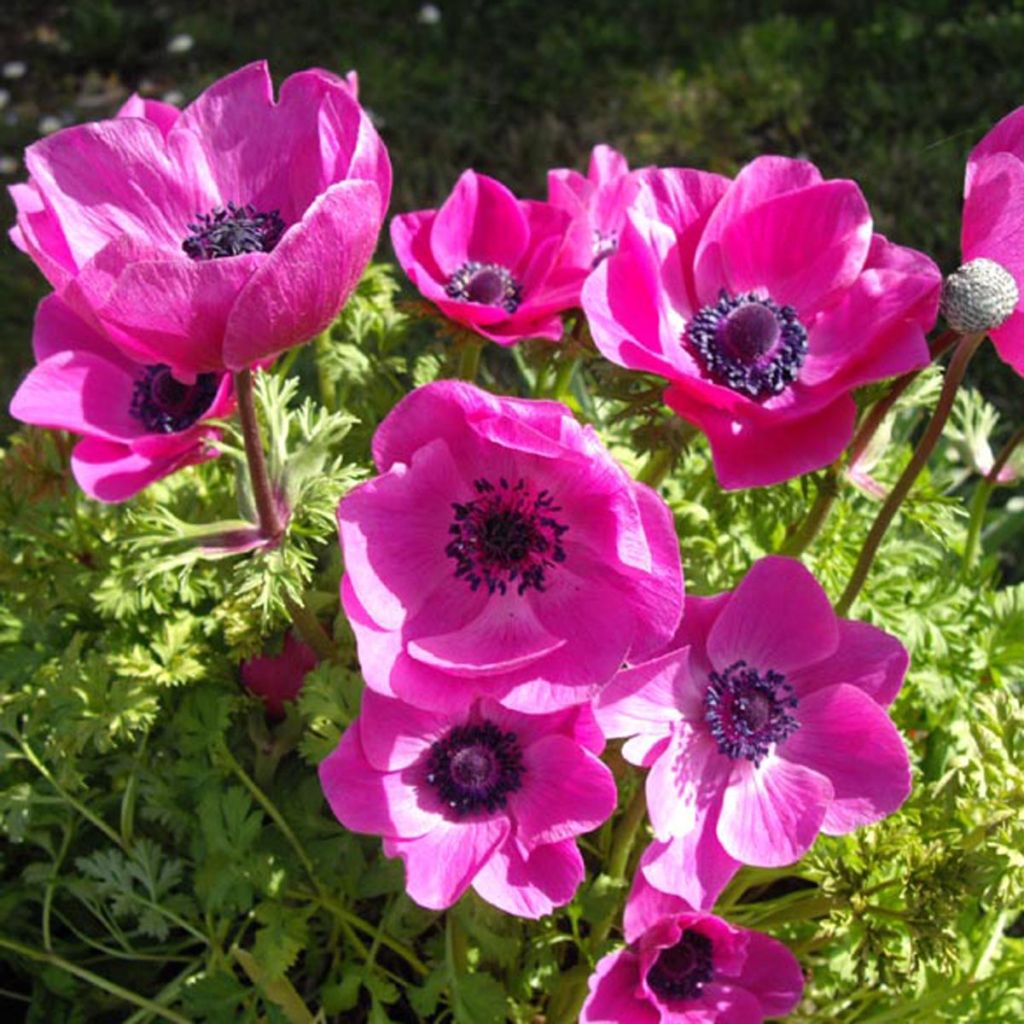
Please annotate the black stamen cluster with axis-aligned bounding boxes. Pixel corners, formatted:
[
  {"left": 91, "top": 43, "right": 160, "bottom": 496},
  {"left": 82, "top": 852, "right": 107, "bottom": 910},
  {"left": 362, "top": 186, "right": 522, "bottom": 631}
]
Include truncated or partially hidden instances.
[
  {"left": 446, "top": 261, "right": 522, "bottom": 313},
  {"left": 130, "top": 364, "right": 219, "bottom": 433},
  {"left": 182, "top": 202, "right": 285, "bottom": 261},
  {"left": 686, "top": 290, "right": 807, "bottom": 399},
  {"left": 646, "top": 929, "right": 715, "bottom": 1001},
  {"left": 704, "top": 659, "right": 800, "bottom": 765},
  {"left": 446, "top": 477, "right": 568, "bottom": 596},
  {"left": 425, "top": 721, "right": 524, "bottom": 816}
]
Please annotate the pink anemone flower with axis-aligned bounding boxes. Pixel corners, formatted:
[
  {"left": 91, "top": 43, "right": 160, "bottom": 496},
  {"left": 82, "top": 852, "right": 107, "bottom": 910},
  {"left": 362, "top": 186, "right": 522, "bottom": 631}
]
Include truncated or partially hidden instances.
[
  {"left": 336, "top": 380, "right": 684, "bottom": 713},
  {"left": 10, "top": 294, "right": 233, "bottom": 502},
  {"left": 547, "top": 144, "right": 642, "bottom": 270},
  {"left": 9, "top": 61, "right": 390, "bottom": 377},
  {"left": 241, "top": 631, "right": 319, "bottom": 720},
  {"left": 581, "top": 885, "right": 804, "bottom": 1024},
  {"left": 390, "top": 169, "right": 585, "bottom": 345},
  {"left": 595, "top": 556, "right": 911, "bottom": 911},
  {"left": 954, "top": 106, "right": 1024, "bottom": 372},
  {"left": 319, "top": 690, "right": 617, "bottom": 917},
  {"left": 582, "top": 157, "right": 941, "bottom": 489}
]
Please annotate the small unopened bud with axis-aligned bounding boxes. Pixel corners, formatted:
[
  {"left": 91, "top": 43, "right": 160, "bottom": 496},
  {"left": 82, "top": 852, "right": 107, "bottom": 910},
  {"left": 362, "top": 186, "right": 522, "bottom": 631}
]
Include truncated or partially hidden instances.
[{"left": 941, "top": 258, "right": 1019, "bottom": 333}]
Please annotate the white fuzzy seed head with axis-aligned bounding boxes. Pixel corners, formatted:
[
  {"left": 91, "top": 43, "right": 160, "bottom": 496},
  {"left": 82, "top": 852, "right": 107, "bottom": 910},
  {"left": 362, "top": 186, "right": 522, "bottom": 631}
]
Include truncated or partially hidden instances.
[{"left": 941, "top": 258, "right": 1020, "bottom": 333}]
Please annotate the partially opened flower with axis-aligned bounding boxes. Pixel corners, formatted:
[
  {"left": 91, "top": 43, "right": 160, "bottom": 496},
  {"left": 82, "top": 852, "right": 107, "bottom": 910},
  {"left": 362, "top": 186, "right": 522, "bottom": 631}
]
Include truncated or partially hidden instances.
[
  {"left": 583, "top": 158, "right": 941, "bottom": 488},
  {"left": 581, "top": 900, "right": 803, "bottom": 1023},
  {"left": 595, "top": 556, "right": 911, "bottom": 910},
  {"left": 336, "top": 380, "right": 684, "bottom": 712},
  {"left": 949, "top": 107, "right": 1024, "bottom": 372},
  {"left": 319, "top": 690, "right": 616, "bottom": 917},
  {"left": 547, "top": 144, "right": 641, "bottom": 270},
  {"left": 10, "top": 294, "right": 232, "bottom": 501},
  {"left": 9, "top": 61, "right": 390, "bottom": 376},
  {"left": 241, "top": 630, "right": 318, "bottom": 720},
  {"left": 390, "top": 170, "right": 584, "bottom": 345}
]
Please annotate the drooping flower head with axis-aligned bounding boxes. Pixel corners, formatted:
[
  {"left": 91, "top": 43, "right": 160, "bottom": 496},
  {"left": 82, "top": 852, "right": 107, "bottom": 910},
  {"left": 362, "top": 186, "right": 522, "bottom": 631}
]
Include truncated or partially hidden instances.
[
  {"left": 240, "top": 630, "right": 318, "bottom": 720},
  {"left": 10, "top": 294, "right": 232, "bottom": 501},
  {"left": 336, "top": 380, "right": 684, "bottom": 713},
  {"left": 581, "top": 889, "right": 804, "bottom": 1024},
  {"left": 950, "top": 106, "right": 1024, "bottom": 372},
  {"left": 9, "top": 61, "right": 391, "bottom": 377},
  {"left": 318, "top": 690, "right": 617, "bottom": 917},
  {"left": 547, "top": 144, "right": 641, "bottom": 270},
  {"left": 595, "top": 556, "right": 911, "bottom": 910},
  {"left": 582, "top": 158, "right": 942, "bottom": 488},
  {"left": 390, "top": 170, "right": 585, "bottom": 345}
]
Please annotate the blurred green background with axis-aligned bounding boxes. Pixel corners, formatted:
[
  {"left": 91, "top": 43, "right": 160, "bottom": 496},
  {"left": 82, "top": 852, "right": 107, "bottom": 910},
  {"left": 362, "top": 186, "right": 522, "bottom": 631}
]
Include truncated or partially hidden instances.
[{"left": 3, "top": 0, "right": 1024, "bottom": 423}]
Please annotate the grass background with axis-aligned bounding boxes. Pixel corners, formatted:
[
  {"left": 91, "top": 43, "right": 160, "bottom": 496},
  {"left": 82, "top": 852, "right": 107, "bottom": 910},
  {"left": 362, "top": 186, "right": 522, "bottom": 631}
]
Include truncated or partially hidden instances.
[{"left": 2, "top": 0, "right": 1024, "bottom": 424}]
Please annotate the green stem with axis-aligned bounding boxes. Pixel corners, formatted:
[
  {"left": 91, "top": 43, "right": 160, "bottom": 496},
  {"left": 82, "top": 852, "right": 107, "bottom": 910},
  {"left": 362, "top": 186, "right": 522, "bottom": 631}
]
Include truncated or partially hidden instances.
[
  {"left": 780, "top": 468, "right": 840, "bottom": 557},
  {"left": 282, "top": 592, "right": 337, "bottom": 662},
  {"left": 962, "top": 424, "right": 1024, "bottom": 574},
  {"left": 313, "top": 330, "right": 337, "bottom": 411},
  {"left": 457, "top": 338, "right": 483, "bottom": 382},
  {"left": 847, "top": 328, "right": 960, "bottom": 468},
  {"left": 836, "top": 332, "right": 984, "bottom": 616},
  {"left": 0, "top": 935, "right": 191, "bottom": 1024},
  {"left": 636, "top": 447, "right": 675, "bottom": 489},
  {"left": 549, "top": 355, "right": 579, "bottom": 402},
  {"left": 234, "top": 368, "right": 284, "bottom": 541}
]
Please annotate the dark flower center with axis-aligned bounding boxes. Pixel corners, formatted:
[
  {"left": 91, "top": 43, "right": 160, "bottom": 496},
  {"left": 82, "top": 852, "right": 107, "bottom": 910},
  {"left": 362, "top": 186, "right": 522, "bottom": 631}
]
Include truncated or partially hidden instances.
[
  {"left": 446, "top": 261, "right": 522, "bottom": 313},
  {"left": 446, "top": 477, "right": 568, "bottom": 596},
  {"left": 130, "top": 364, "right": 219, "bottom": 433},
  {"left": 686, "top": 291, "right": 808, "bottom": 399},
  {"left": 646, "top": 929, "right": 714, "bottom": 1002},
  {"left": 425, "top": 721, "right": 524, "bottom": 816},
  {"left": 704, "top": 660, "right": 800, "bottom": 766},
  {"left": 182, "top": 202, "right": 285, "bottom": 261},
  {"left": 592, "top": 228, "right": 618, "bottom": 267}
]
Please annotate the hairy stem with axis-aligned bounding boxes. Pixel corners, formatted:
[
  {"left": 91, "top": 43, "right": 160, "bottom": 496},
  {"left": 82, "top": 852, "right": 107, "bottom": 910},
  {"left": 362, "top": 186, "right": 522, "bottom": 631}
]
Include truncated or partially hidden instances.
[
  {"left": 457, "top": 337, "right": 483, "bottom": 382},
  {"left": 837, "top": 332, "right": 984, "bottom": 616},
  {"left": 282, "top": 592, "right": 338, "bottom": 662},
  {"left": 780, "top": 467, "right": 840, "bottom": 557},
  {"left": 961, "top": 424, "right": 1024, "bottom": 574},
  {"left": 234, "top": 368, "right": 284, "bottom": 540}
]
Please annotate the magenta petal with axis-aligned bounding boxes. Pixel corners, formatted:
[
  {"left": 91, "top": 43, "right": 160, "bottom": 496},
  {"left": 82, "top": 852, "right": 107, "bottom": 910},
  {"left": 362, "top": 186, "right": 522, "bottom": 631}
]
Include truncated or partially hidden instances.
[
  {"left": 963, "top": 152, "right": 1024, "bottom": 284},
  {"left": 787, "top": 619, "right": 908, "bottom": 707},
  {"left": 10, "top": 350, "right": 140, "bottom": 442},
  {"left": 116, "top": 94, "right": 181, "bottom": 136},
  {"left": 594, "top": 647, "right": 692, "bottom": 743},
  {"left": 646, "top": 728, "right": 730, "bottom": 840},
  {"left": 70, "top": 437, "right": 185, "bottom": 502},
  {"left": 223, "top": 179, "right": 382, "bottom": 369},
  {"left": 386, "top": 815, "right": 509, "bottom": 910},
  {"left": 707, "top": 557, "right": 838, "bottom": 674},
  {"left": 783, "top": 684, "right": 911, "bottom": 834},
  {"left": 581, "top": 950, "right": 658, "bottom": 1024},
  {"left": 430, "top": 170, "right": 530, "bottom": 273},
  {"left": 665, "top": 386, "right": 857, "bottom": 490},
  {"left": 698, "top": 982, "right": 767, "bottom": 1024},
  {"left": 318, "top": 727, "right": 442, "bottom": 838},
  {"left": 358, "top": 690, "right": 449, "bottom": 771},
  {"left": 408, "top": 596, "right": 566, "bottom": 676},
  {"left": 96, "top": 253, "right": 262, "bottom": 376},
  {"left": 734, "top": 931, "right": 805, "bottom": 1018},
  {"left": 471, "top": 838, "right": 584, "bottom": 918},
  {"left": 30, "top": 293, "right": 132, "bottom": 365},
  {"left": 717, "top": 756, "right": 833, "bottom": 867},
  {"left": 509, "top": 736, "right": 617, "bottom": 845},
  {"left": 9, "top": 181, "right": 77, "bottom": 290},
  {"left": 623, "top": 863, "right": 693, "bottom": 943},
  {"left": 390, "top": 209, "right": 448, "bottom": 300},
  {"left": 339, "top": 575, "right": 404, "bottom": 699},
  {"left": 639, "top": 801, "right": 741, "bottom": 913}
]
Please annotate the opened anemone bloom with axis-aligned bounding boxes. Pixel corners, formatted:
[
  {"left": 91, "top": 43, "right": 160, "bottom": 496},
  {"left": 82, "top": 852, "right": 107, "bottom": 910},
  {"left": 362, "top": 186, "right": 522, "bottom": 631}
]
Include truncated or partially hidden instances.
[
  {"left": 547, "top": 144, "right": 642, "bottom": 271},
  {"left": 336, "top": 380, "right": 684, "bottom": 713},
  {"left": 319, "top": 690, "right": 617, "bottom": 916},
  {"left": 9, "top": 61, "right": 390, "bottom": 377},
  {"left": 581, "top": 893, "right": 804, "bottom": 1024},
  {"left": 952, "top": 106, "right": 1024, "bottom": 372},
  {"left": 582, "top": 157, "right": 941, "bottom": 489},
  {"left": 10, "top": 294, "right": 232, "bottom": 501},
  {"left": 595, "top": 556, "right": 911, "bottom": 911},
  {"left": 390, "top": 170, "right": 585, "bottom": 345}
]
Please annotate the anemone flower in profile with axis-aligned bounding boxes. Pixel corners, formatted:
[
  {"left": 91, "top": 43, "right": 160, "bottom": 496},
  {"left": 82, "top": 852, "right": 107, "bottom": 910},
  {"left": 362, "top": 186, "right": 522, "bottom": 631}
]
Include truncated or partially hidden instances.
[
  {"left": 390, "top": 170, "right": 586, "bottom": 345},
  {"left": 9, "top": 61, "right": 390, "bottom": 377},
  {"left": 595, "top": 555, "right": 911, "bottom": 910},
  {"left": 10, "top": 294, "right": 232, "bottom": 502},
  {"left": 336, "top": 380, "right": 684, "bottom": 713},
  {"left": 241, "top": 631, "right": 318, "bottom": 720},
  {"left": 319, "top": 690, "right": 616, "bottom": 917},
  {"left": 582, "top": 157, "right": 941, "bottom": 488}
]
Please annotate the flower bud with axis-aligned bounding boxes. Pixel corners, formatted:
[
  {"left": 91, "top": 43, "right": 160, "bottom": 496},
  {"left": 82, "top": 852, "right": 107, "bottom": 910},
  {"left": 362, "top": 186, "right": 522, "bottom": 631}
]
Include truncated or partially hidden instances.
[{"left": 941, "top": 258, "right": 1019, "bottom": 334}]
